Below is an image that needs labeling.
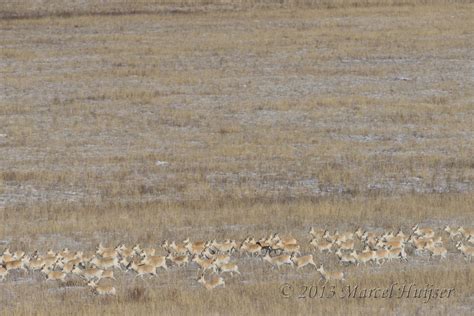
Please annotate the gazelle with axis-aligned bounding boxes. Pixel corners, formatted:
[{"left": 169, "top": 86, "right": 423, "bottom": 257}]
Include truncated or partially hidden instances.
[
  {"left": 90, "top": 257, "right": 120, "bottom": 270},
  {"left": 166, "top": 254, "right": 188, "bottom": 267},
  {"left": 377, "top": 240, "right": 403, "bottom": 250},
  {"left": 88, "top": 281, "right": 116, "bottom": 295},
  {"left": 240, "top": 242, "right": 262, "bottom": 256},
  {"left": 263, "top": 253, "right": 293, "bottom": 269},
  {"left": 275, "top": 241, "right": 300, "bottom": 255},
  {"left": 13, "top": 250, "right": 25, "bottom": 260},
  {"left": 100, "top": 248, "right": 118, "bottom": 259},
  {"left": 354, "top": 227, "right": 365, "bottom": 239},
  {"left": 142, "top": 247, "right": 156, "bottom": 258},
  {"left": 117, "top": 244, "right": 134, "bottom": 258},
  {"left": 99, "top": 270, "right": 115, "bottom": 280},
  {"left": 168, "top": 241, "right": 188, "bottom": 255},
  {"left": 211, "top": 253, "right": 230, "bottom": 268},
  {"left": 336, "top": 239, "right": 355, "bottom": 251},
  {"left": 273, "top": 234, "right": 298, "bottom": 246},
  {"left": 73, "top": 266, "right": 103, "bottom": 281},
  {"left": 291, "top": 254, "right": 316, "bottom": 269},
  {"left": 408, "top": 235, "right": 432, "bottom": 254},
  {"left": 337, "top": 231, "right": 354, "bottom": 243},
  {"left": 25, "top": 256, "right": 44, "bottom": 271},
  {"left": 350, "top": 250, "right": 373, "bottom": 265},
  {"left": 62, "top": 261, "right": 76, "bottom": 273},
  {"left": 0, "top": 267, "right": 8, "bottom": 281},
  {"left": 5, "top": 259, "right": 26, "bottom": 271},
  {"left": 335, "top": 249, "right": 356, "bottom": 265},
  {"left": 468, "top": 236, "right": 474, "bottom": 245},
  {"left": 143, "top": 255, "right": 168, "bottom": 271},
  {"left": 185, "top": 240, "right": 207, "bottom": 255},
  {"left": 192, "top": 255, "right": 217, "bottom": 272},
  {"left": 317, "top": 265, "right": 344, "bottom": 283},
  {"left": 426, "top": 244, "right": 447, "bottom": 260},
  {"left": 198, "top": 273, "right": 225, "bottom": 290},
  {"left": 373, "top": 249, "right": 389, "bottom": 265},
  {"left": 387, "top": 247, "right": 407, "bottom": 262},
  {"left": 211, "top": 240, "right": 237, "bottom": 253},
  {"left": 309, "top": 227, "right": 326, "bottom": 239},
  {"left": 412, "top": 224, "right": 435, "bottom": 238},
  {"left": 97, "top": 243, "right": 115, "bottom": 256},
  {"left": 444, "top": 226, "right": 460, "bottom": 240},
  {"left": 219, "top": 262, "right": 240, "bottom": 276},
  {"left": 456, "top": 242, "right": 474, "bottom": 261},
  {"left": 310, "top": 238, "right": 333, "bottom": 253},
  {"left": 130, "top": 261, "right": 157, "bottom": 278},
  {"left": 43, "top": 268, "right": 66, "bottom": 282},
  {"left": 458, "top": 227, "right": 474, "bottom": 239}
]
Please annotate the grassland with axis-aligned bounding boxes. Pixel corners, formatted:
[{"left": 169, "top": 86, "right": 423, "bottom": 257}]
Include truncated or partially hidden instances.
[{"left": 0, "top": 1, "right": 473, "bottom": 315}]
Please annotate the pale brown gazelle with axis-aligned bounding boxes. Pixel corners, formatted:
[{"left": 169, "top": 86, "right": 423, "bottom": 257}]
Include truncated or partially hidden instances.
[
  {"left": 275, "top": 241, "right": 301, "bottom": 255},
  {"left": 168, "top": 241, "right": 188, "bottom": 255},
  {"left": 97, "top": 243, "right": 115, "bottom": 256},
  {"left": 130, "top": 261, "right": 157, "bottom": 278},
  {"left": 192, "top": 255, "right": 217, "bottom": 272},
  {"left": 219, "top": 262, "right": 240, "bottom": 276},
  {"left": 73, "top": 266, "right": 103, "bottom": 281},
  {"left": 166, "top": 254, "right": 189, "bottom": 267},
  {"left": 309, "top": 227, "right": 327, "bottom": 239},
  {"left": 272, "top": 233, "right": 298, "bottom": 246},
  {"left": 458, "top": 227, "right": 474, "bottom": 239},
  {"left": 336, "top": 239, "right": 355, "bottom": 251},
  {"left": 88, "top": 281, "right": 116, "bottom": 295},
  {"left": 142, "top": 247, "right": 156, "bottom": 258},
  {"left": 354, "top": 227, "right": 365, "bottom": 240},
  {"left": 290, "top": 254, "right": 316, "bottom": 269},
  {"left": 350, "top": 250, "right": 374, "bottom": 265},
  {"left": 335, "top": 249, "right": 356, "bottom": 265},
  {"left": 90, "top": 257, "right": 120, "bottom": 270},
  {"left": 387, "top": 247, "right": 408, "bottom": 262},
  {"left": 117, "top": 244, "right": 134, "bottom": 258},
  {"left": 412, "top": 224, "right": 435, "bottom": 238},
  {"left": 24, "top": 255, "right": 45, "bottom": 271},
  {"left": 99, "top": 270, "right": 116, "bottom": 281},
  {"left": 143, "top": 255, "right": 168, "bottom": 271},
  {"left": 444, "top": 226, "right": 460, "bottom": 240},
  {"left": 0, "top": 267, "right": 8, "bottom": 281},
  {"left": 5, "top": 259, "right": 26, "bottom": 271},
  {"left": 62, "top": 261, "right": 76, "bottom": 274},
  {"left": 240, "top": 241, "right": 262, "bottom": 257},
  {"left": 262, "top": 254, "right": 293, "bottom": 269},
  {"left": 211, "top": 240, "right": 237, "bottom": 253},
  {"left": 317, "top": 265, "right": 345, "bottom": 283},
  {"left": 211, "top": 253, "right": 231, "bottom": 268},
  {"left": 373, "top": 249, "right": 390, "bottom": 265},
  {"left": 185, "top": 239, "right": 207, "bottom": 256},
  {"left": 457, "top": 242, "right": 474, "bottom": 261},
  {"left": 408, "top": 235, "right": 433, "bottom": 254},
  {"left": 426, "top": 244, "right": 447, "bottom": 260},
  {"left": 43, "top": 268, "right": 67, "bottom": 282},
  {"left": 310, "top": 238, "right": 333, "bottom": 253},
  {"left": 198, "top": 273, "right": 225, "bottom": 290}
]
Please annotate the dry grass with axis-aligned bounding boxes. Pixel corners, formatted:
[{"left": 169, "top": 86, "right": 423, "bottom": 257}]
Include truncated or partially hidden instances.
[{"left": 0, "top": 1, "right": 473, "bottom": 315}]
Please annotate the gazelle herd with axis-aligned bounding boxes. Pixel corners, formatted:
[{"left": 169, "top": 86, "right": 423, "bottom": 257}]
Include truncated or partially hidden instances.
[{"left": 0, "top": 224, "right": 473, "bottom": 295}]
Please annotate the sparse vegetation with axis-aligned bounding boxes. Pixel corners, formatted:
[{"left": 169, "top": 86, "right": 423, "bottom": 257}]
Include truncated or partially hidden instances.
[{"left": 0, "top": 0, "right": 473, "bottom": 315}]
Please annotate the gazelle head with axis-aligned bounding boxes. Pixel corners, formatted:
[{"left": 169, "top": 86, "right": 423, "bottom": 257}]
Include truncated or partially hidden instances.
[
  {"left": 316, "top": 264, "right": 324, "bottom": 273},
  {"left": 197, "top": 273, "right": 205, "bottom": 284}
]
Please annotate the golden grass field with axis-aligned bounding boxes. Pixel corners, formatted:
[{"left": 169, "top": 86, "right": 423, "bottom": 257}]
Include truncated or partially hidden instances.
[{"left": 1, "top": 0, "right": 473, "bottom": 315}]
